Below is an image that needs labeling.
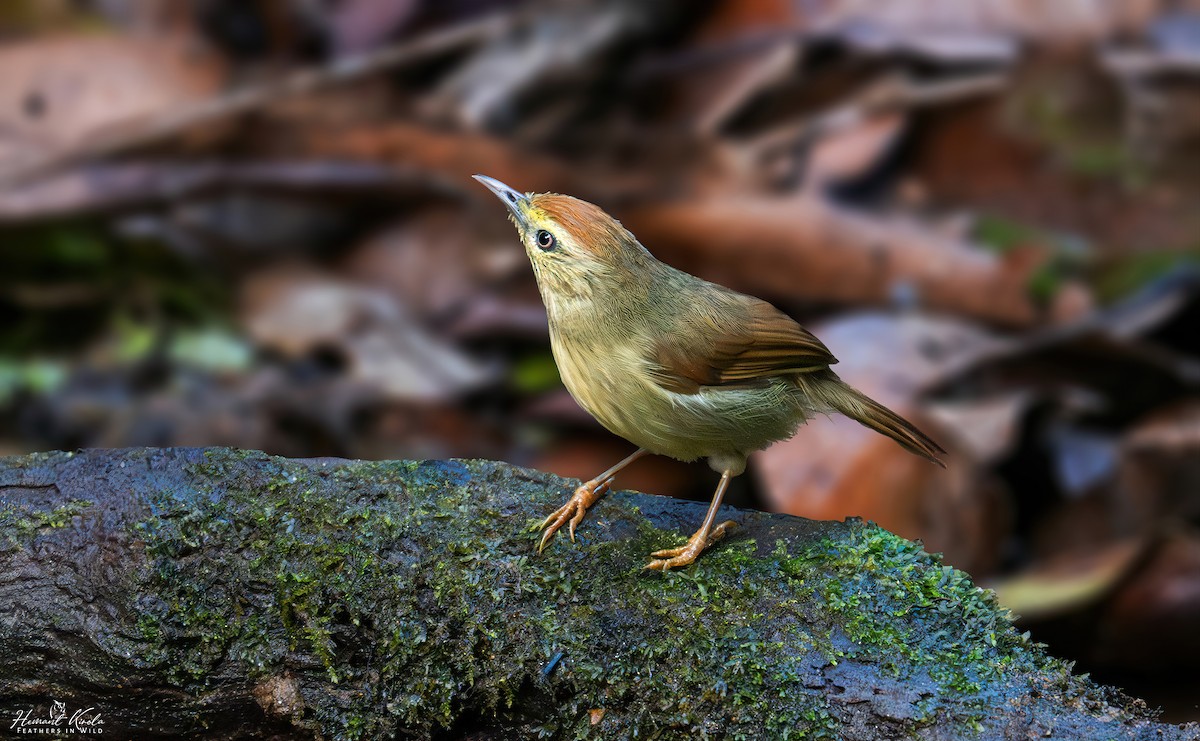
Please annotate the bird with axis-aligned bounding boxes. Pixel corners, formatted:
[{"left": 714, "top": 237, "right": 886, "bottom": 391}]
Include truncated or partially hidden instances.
[{"left": 474, "top": 174, "right": 945, "bottom": 570}]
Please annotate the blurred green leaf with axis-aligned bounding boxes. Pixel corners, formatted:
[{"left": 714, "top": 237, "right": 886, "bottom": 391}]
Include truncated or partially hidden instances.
[
  {"left": 112, "top": 315, "right": 158, "bottom": 363},
  {"left": 169, "top": 328, "right": 254, "bottom": 373},
  {"left": 989, "top": 539, "right": 1145, "bottom": 621},
  {"left": 1027, "top": 263, "right": 1063, "bottom": 304},
  {"left": 1012, "top": 75, "right": 1147, "bottom": 187},
  {"left": 974, "top": 215, "right": 1039, "bottom": 254},
  {"left": 0, "top": 1, "right": 102, "bottom": 33},
  {"left": 0, "top": 223, "right": 232, "bottom": 355},
  {"left": 973, "top": 215, "right": 1088, "bottom": 306},
  {"left": 0, "top": 357, "right": 68, "bottom": 405},
  {"left": 1093, "top": 250, "right": 1199, "bottom": 303},
  {"left": 46, "top": 229, "right": 109, "bottom": 267},
  {"left": 512, "top": 353, "right": 561, "bottom": 393}
]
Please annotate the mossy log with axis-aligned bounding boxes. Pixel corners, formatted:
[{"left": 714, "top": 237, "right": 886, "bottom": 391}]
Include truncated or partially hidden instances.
[{"left": 0, "top": 448, "right": 1193, "bottom": 740}]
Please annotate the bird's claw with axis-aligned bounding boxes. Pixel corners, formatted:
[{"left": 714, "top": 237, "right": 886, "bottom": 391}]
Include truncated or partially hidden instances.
[
  {"left": 644, "top": 520, "right": 737, "bottom": 570},
  {"left": 537, "top": 477, "right": 613, "bottom": 552}
]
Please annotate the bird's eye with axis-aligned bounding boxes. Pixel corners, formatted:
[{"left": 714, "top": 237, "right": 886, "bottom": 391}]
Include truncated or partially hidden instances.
[{"left": 535, "top": 230, "right": 556, "bottom": 251}]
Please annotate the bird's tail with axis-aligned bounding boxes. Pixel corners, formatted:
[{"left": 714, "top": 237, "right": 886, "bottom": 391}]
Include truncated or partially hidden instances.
[{"left": 801, "top": 372, "right": 946, "bottom": 467}]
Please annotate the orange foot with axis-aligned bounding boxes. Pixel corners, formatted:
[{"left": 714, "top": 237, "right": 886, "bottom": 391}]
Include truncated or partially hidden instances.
[
  {"left": 643, "top": 520, "right": 737, "bottom": 571},
  {"left": 536, "top": 476, "right": 613, "bottom": 552}
]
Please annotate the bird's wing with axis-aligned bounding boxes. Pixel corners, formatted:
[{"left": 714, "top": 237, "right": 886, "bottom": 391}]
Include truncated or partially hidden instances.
[{"left": 648, "top": 292, "right": 837, "bottom": 394}]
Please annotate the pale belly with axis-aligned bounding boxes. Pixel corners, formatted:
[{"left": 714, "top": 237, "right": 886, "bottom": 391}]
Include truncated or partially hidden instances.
[{"left": 551, "top": 336, "right": 811, "bottom": 465}]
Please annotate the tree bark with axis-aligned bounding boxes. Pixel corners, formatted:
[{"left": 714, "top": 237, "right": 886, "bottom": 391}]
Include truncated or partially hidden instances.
[{"left": 0, "top": 448, "right": 1191, "bottom": 740}]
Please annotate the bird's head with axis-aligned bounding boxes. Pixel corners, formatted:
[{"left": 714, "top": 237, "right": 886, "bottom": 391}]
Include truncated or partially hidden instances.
[{"left": 473, "top": 174, "right": 651, "bottom": 302}]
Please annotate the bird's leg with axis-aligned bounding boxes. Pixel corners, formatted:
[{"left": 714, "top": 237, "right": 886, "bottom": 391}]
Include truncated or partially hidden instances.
[
  {"left": 537, "top": 448, "right": 647, "bottom": 552},
  {"left": 645, "top": 470, "right": 737, "bottom": 570}
]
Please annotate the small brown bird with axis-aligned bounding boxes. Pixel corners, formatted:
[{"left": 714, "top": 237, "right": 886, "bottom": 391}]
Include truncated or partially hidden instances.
[{"left": 475, "top": 175, "right": 944, "bottom": 570}]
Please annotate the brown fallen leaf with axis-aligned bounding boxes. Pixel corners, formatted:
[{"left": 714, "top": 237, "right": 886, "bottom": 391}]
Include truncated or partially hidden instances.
[
  {"left": 327, "top": 0, "right": 421, "bottom": 55},
  {"left": 802, "top": 112, "right": 907, "bottom": 191},
  {"left": 423, "top": 3, "right": 647, "bottom": 129},
  {"left": 660, "top": 0, "right": 801, "bottom": 135},
  {"left": 924, "top": 390, "right": 1036, "bottom": 464},
  {"left": 1091, "top": 530, "right": 1200, "bottom": 672},
  {"left": 341, "top": 210, "right": 525, "bottom": 322},
  {"left": 1121, "top": 400, "right": 1200, "bottom": 529},
  {"left": 1024, "top": 483, "right": 1129, "bottom": 563},
  {"left": 809, "top": 0, "right": 1161, "bottom": 52},
  {"left": 354, "top": 402, "right": 506, "bottom": 462},
  {"left": 445, "top": 296, "right": 549, "bottom": 343},
  {"left": 928, "top": 269, "right": 1200, "bottom": 416},
  {"left": 0, "top": 160, "right": 439, "bottom": 224},
  {"left": 756, "top": 403, "right": 1008, "bottom": 574},
  {"left": 241, "top": 265, "right": 489, "bottom": 402},
  {"left": 987, "top": 538, "right": 1149, "bottom": 620},
  {"left": 911, "top": 84, "right": 1200, "bottom": 255},
  {"left": 623, "top": 193, "right": 1089, "bottom": 328},
  {"left": 0, "top": 32, "right": 225, "bottom": 169},
  {"left": 0, "top": 14, "right": 510, "bottom": 188},
  {"left": 289, "top": 121, "right": 588, "bottom": 197},
  {"left": 734, "top": 72, "right": 1006, "bottom": 194}
]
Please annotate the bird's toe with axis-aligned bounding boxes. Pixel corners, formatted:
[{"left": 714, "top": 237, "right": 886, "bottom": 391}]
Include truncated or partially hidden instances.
[{"left": 644, "top": 520, "right": 738, "bottom": 570}]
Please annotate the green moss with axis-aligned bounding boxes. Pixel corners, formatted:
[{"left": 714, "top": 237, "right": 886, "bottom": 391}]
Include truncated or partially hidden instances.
[
  {"left": 783, "top": 523, "right": 1074, "bottom": 727},
  {"left": 0, "top": 497, "right": 92, "bottom": 546},
  {"left": 130, "top": 452, "right": 843, "bottom": 738},
  {"left": 121, "top": 451, "right": 1135, "bottom": 740}
]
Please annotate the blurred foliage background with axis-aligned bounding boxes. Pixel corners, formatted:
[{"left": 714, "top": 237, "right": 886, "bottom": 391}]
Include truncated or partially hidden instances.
[{"left": 2, "top": 0, "right": 1200, "bottom": 721}]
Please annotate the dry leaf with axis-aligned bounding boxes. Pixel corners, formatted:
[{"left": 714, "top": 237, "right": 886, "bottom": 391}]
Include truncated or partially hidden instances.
[
  {"left": 328, "top": 0, "right": 420, "bottom": 55},
  {"left": 803, "top": 112, "right": 907, "bottom": 190},
  {"left": 424, "top": 4, "right": 637, "bottom": 129},
  {"left": 810, "top": 0, "right": 1160, "bottom": 51},
  {"left": 925, "top": 390, "right": 1035, "bottom": 463},
  {"left": 290, "top": 122, "right": 586, "bottom": 196},
  {"left": 623, "top": 193, "right": 1090, "bottom": 328},
  {"left": 987, "top": 538, "right": 1147, "bottom": 620},
  {"left": 0, "top": 160, "right": 433, "bottom": 224},
  {"left": 912, "top": 87, "right": 1200, "bottom": 254},
  {"left": 663, "top": 0, "right": 800, "bottom": 134},
  {"left": 446, "top": 296, "right": 549, "bottom": 342},
  {"left": 1093, "top": 531, "right": 1200, "bottom": 671},
  {"left": 1121, "top": 401, "right": 1200, "bottom": 529},
  {"left": 0, "top": 33, "right": 224, "bottom": 169},
  {"left": 241, "top": 266, "right": 488, "bottom": 401},
  {"left": 342, "top": 210, "right": 523, "bottom": 322}
]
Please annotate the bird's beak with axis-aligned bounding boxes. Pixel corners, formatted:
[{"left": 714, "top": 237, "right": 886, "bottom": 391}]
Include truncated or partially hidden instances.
[{"left": 472, "top": 174, "right": 532, "bottom": 228}]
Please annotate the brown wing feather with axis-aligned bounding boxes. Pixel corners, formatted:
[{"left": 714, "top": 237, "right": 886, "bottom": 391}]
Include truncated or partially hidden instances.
[{"left": 650, "top": 295, "right": 837, "bottom": 394}]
